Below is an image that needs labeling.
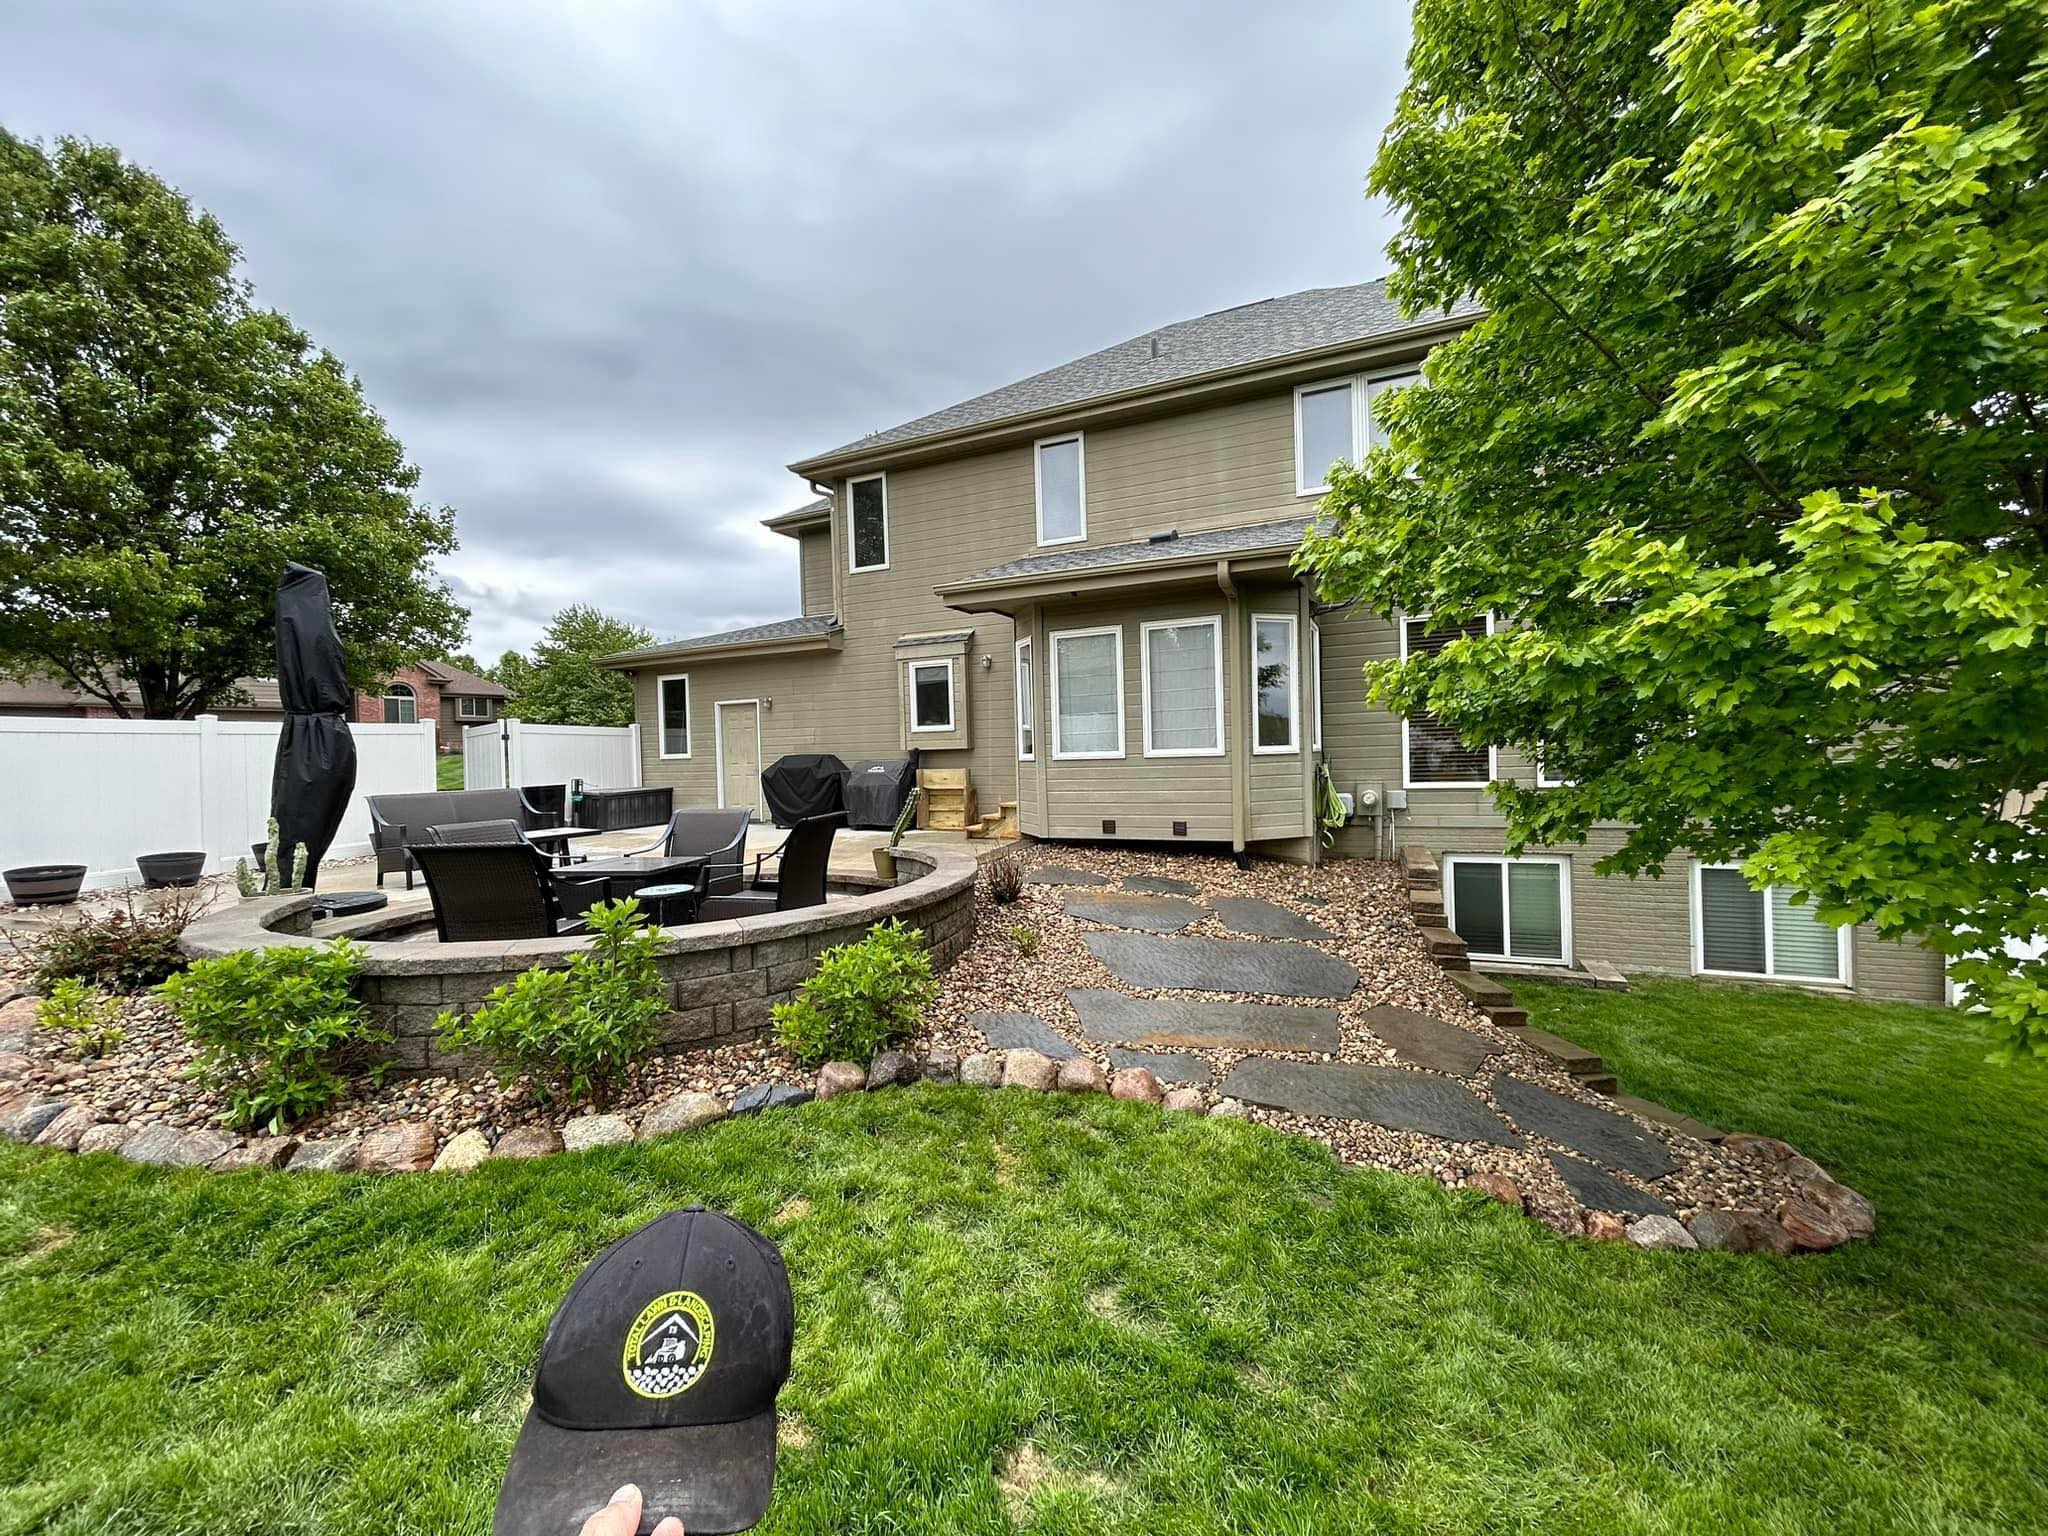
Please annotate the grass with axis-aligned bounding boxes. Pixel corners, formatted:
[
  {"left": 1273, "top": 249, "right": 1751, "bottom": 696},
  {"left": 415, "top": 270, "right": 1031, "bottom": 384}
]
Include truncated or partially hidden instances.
[
  {"left": 2, "top": 980, "right": 2044, "bottom": 1534},
  {"left": 435, "top": 754, "right": 465, "bottom": 791}
]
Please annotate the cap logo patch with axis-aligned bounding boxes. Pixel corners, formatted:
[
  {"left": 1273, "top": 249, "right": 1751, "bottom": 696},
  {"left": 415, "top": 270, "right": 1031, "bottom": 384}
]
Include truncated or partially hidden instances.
[{"left": 622, "top": 1290, "right": 716, "bottom": 1399}]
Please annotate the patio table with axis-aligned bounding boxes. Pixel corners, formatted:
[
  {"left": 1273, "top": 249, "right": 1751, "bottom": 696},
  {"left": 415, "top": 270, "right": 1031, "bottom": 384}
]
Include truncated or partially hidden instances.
[
  {"left": 555, "top": 853, "right": 711, "bottom": 913},
  {"left": 523, "top": 825, "right": 606, "bottom": 866}
]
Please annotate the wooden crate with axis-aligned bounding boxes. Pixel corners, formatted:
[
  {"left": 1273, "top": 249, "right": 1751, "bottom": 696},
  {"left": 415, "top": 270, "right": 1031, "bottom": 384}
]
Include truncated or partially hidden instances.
[{"left": 917, "top": 769, "right": 977, "bottom": 831}]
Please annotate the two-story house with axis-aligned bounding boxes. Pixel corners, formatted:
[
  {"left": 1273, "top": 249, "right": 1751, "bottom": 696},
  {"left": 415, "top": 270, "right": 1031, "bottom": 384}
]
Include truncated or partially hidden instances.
[{"left": 601, "top": 280, "right": 1945, "bottom": 1005}]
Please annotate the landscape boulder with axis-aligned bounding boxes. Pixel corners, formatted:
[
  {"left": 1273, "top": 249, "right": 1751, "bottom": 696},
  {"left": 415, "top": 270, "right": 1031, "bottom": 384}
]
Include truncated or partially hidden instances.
[
  {"left": 1209, "top": 1098, "right": 1252, "bottom": 1120},
  {"left": 75, "top": 1122, "right": 134, "bottom": 1156},
  {"left": 731, "top": 1083, "right": 813, "bottom": 1115},
  {"left": 356, "top": 1122, "right": 437, "bottom": 1173},
  {"left": 431, "top": 1129, "right": 493, "bottom": 1173},
  {"left": 31, "top": 1104, "right": 102, "bottom": 1151},
  {"left": 867, "top": 1050, "right": 920, "bottom": 1090},
  {"left": 0, "top": 1095, "right": 66, "bottom": 1144},
  {"left": 1464, "top": 1171, "right": 1524, "bottom": 1209},
  {"left": 490, "top": 1126, "right": 562, "bottom": 1160},
  {"left": 1161, "top": 1087, "right": 1206, "bottom": 1113},
  {"left": 561, "top": 1114, "right": 635, "bottom": 1151},
  {"left": 960, "top": 1052, "right": 1003, "bottom": 1087},
  {"left": 814, "top": 1062, "right": 866, "bottom": 1101},
  {"left": 1108, "top": 1067, "right": 1163, "bottom": 1104},
  {"left": 120, "top": 1124, "right": 188, "bottom": 1165},
  {"left": 1056, "top": 1058, "right": 1107, "bottom": 1094},
  {"left": 1001, "top": 1050, "right": 1057, "bottom": 1092},
  {"left": 921, "top": 1052, "right": 960, "bottom": 1085},
  {"left": 1625, "top": 1215, "right": 1698, "bottom": 1251},
  {"left": 1690, "top": 1207, "right": 1796, "bottom": 1255},
  {"left": 1720, "top": 1132, "right": 1798, "bottom": 1166},
  {"left": 169, "top": 1130, "right": 238, "bottom": 1169},
  {"left": 287, "top": 1138, "right": 360, "bottom": 1173},
  {"left": 641, "top": 1092, "right": 730, "bottom": 1137},
  {"left": 211, "top": 1136, "right": 300, "bottom": 1172},
  {"left": 1778, "top": 1178, "right": 1876, "bottom": 1250},
  {"left": 1583, "top": 1211, "right": 1627, "bottom": 1241}
]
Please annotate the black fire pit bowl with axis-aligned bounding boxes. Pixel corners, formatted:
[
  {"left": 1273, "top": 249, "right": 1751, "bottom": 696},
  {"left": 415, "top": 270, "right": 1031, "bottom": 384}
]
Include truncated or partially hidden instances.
[
  {"left": 4, "top": 864, "right": 87, "bottom": 906},
  {"left": 137, "top": 851, "right": 208, "bottom": 888}
]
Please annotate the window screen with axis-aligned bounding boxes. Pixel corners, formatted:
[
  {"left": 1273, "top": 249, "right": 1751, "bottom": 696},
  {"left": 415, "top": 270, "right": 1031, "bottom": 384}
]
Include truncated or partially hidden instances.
[
  {"left": 659, "top": 677, "right": 689, "bottom": 756},
  {"left": 1253, "top": 616, "right": 1296, "bottom": 750},
  {"left": 1037, "top": 437, "right": 1084, "bottom": 543},
  {"left": 1054, "top": 631, "right": 1121, "bottom": 756},
  {"left": 1297, "top": 383, "right": 1354, "bottom": 493},
  {"left": 849, "top": 476, "right": 888, "bottom": 570},
  {"left": 1144, "top": 621, "right": 1219, "bottom": 754},
  {"left": 1699, "top": 866, "right": 1767, "bottom": 974}
]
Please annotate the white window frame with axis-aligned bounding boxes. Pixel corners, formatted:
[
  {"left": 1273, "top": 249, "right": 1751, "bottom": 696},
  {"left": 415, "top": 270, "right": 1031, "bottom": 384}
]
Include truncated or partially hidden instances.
[
  {"left": 455, "top": 695, "right": 491, "bottom": 720},
  {"left": 1015, "top": 638, "right": 1034, "bottom": 762},
  {"left": 1311, "top": 621, "right": 1323, "bottom": 752},
  {"left": 1293, "top": 367, "right": 1422, "bottom": 497},
  {"left": 907, "top": 658, "right": 955, "bottom": 734},
  {"left": 1443, "top": 853, "right": 1574, "bottom": 966},
  {"left": 1689, "top": 863, "right": 1852, "bottom": 986},
  {"left": 1398, "top": 610, "right": 1498, "bottom": 789},
  {"left": 656, "top": 673, "right": 691, "bottom": 760},
  {"left": 381, "top": 681, "right": 417, "bottom": 725},
  {"left": 1049, "top": 624, "right": 1125, "bottom": 761},
  {"left": 1536, "top": 758, "right": 1570, "bottom": 788},
  {"left": 1250, "top": 613, "right": 1300, "bottom": 755},
  {"left": 1138, "top": 616, "right": 1225, "bottom": 759},
  {"left": 1034, "top": 432, "right": 1086, "bottom": 547},
  {"left": 847, "top": 472, "right": 889, "bottom": 573}
]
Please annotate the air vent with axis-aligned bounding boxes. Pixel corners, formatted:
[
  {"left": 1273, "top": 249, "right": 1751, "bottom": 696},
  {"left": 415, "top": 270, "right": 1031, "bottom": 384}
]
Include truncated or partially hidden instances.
[
  {"left": 1149, "top": 336, "right": 1162, "bottom": 359},
  {"left": 1172, "top": 820, "right": 1188, "bottom": 837},
  {"left": 1147, "top": 528, "right": 1179, "bottom": 544},
  {"left": 1101, "top": 819, "right": 1116, "bottom": 836}
]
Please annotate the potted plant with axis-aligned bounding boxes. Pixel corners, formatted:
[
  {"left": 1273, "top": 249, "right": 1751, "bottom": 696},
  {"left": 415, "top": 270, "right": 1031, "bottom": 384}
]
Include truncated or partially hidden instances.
[
  {"left": 137, "top": 851, "right": 207, "bottom": 888},
  {"left": 4, "top": 864, "right": 87, "bottom": 906},
  {"left": 873, "top": 787, "right": 922, "bottom": 881}
]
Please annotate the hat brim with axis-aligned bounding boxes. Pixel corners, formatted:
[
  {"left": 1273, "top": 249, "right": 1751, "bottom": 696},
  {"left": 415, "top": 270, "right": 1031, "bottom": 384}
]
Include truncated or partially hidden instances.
[{"left": 494, "top": 1407, "right": 776, "bottom": 1536}]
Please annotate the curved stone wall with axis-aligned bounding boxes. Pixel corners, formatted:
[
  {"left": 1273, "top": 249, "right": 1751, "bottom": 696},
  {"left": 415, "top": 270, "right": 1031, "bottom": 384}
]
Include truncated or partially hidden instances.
[{"left": 179, "top": 845, "right": 982, "bottom": 1077}]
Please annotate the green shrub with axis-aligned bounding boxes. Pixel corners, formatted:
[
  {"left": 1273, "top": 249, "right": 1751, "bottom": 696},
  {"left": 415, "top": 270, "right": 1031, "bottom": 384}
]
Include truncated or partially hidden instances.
[
  {"left": 157, "top": 939, "right": 377, "bottom": 1132},
  {"left": 773, "top": 919, "right": 936, "bottom": 1068},
  {"left": 1007, "top": 922, "right": 1039, "bottom": 956},
  {"left": 21, "top": 887, "right": 210, "bottom": 994},
  {"left": 437, "top": 900, "right": 665, "bottom": 1106},
  {"left": 37, "top": 978, "right": 125, "bottom": 1059}
]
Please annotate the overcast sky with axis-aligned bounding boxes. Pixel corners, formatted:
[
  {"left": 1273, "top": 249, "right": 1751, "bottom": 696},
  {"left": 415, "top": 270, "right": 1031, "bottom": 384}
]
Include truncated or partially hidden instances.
[{"left": 3, "top": 0, "right": 1410, "bottom": 660}]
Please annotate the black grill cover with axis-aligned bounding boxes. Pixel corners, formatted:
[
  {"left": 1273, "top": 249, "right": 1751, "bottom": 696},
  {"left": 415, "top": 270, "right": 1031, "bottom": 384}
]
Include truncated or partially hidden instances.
[
  {"left": 761, "top": 753, "right": 848, "bottom": 828},
  {"left": 842, "top": 753, "right": 919, "bottom": 830}
]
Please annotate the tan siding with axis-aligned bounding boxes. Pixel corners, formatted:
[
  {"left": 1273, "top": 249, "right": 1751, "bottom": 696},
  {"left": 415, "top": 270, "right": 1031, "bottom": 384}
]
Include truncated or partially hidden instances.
[{"left": 799, "top": 531, "right": 833, "bottom": 618}]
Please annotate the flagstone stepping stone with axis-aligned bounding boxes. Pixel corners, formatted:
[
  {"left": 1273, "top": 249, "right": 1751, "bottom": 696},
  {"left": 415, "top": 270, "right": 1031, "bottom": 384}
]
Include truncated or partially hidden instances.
[
  {"left": 1107, "top": 1047, "right": 1213, "bottom": 1086},
  {"left": 1027, "top": 866, "right": 1109, "bottom": 887},
  {"left": 1221, "top": 1058, "right": 1524, "bottom": 1146},
  {"left": 1063, "top": 892, "right": 1206, "bottom": 932},
  {"left": 1123, "top": 876, "right": 1203, "bottom": 896},
  {"left": 1491, "top": 1077, "right": 1678, "bottom": 1179},
  {"left": 1208, "top": 896, "right": 1334, "bottom": 941},
  {"left": 1361, "top": 1004, "right": 1496, "bottom": 1076},
  {"left": 1083, "top": 933, "right": 1359, "bottom": 1000},
  {"left": 1068, "top": 989, "right": 1341, "bottom": 1053},
  {"left": 1547, "top": 1152, "right": 1674, "bottom": 1218},
  {"left": 970, "top": 1012, "right": 1081, "bottom": 1061}
]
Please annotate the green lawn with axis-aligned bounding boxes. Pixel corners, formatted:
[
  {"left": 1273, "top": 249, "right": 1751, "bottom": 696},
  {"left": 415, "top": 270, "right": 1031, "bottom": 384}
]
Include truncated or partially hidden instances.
[
  {"left": 436, "top": 754, "right": 464, "bottom": 790},
  {"left": 2, "top": 981, "right": 2044, "bottom": 1534}
]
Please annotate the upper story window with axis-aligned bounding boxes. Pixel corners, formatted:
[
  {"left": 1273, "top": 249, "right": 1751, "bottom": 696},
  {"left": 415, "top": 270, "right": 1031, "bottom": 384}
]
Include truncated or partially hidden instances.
[
  {"left": 456, "top": 695, "right": 491, "bottom": 720},
  {"left": 1400, "top": 613, "right": 1496, "bottom": 787},
  {"left": 1051, "top": 625, "right": 1124, "bottom": 759},
  {"left": 1294, "top": 369, "right": 1422, "bottom": 496},
  {"left": 1015, "top": 639, "right": 1034, "bottom": 761},
  {"left": 658, "top": 673, "right": 690, "bottom": 758},
  {"left": 1252, "top": 614, "right": 1299, "bottom": 753},
  {"left": 909, "top": 659, "right": 954, "bottom": 733},
  {"left": 1141, "top": 617, "right": 1223, "bottom": 757},
  {"left": 848, "top": 473, "right": 889, "bottom": 572},
  {"left": 381, "top": 682, "right": 417, "bottom": 724},
  {"left": 1035, "top": 434, "right": 1085, "bottom": 546}
]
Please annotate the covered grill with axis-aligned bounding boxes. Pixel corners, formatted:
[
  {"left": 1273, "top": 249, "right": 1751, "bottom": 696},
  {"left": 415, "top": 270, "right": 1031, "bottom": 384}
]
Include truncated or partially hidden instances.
[
  {"left": 842, "top": 753, "right": 919, "bottom": 830},
  {"left": 760, "top": 753, "right": 848, "bottom": 828}
]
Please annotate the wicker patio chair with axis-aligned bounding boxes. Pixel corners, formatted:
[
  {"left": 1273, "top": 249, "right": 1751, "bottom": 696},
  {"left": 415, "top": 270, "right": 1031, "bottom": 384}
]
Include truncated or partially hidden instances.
[
  {"left": 696, "top": 812, "right": 843, "bottom": 922},
  {"left": 428, "top": 818, "right": 529, "bottom": 845},
  {"left": 620, "top": 808, "right": 753, "bottom": 898},
  {"left": 409, "top": 841, "right": 594, "bottom": 943}
]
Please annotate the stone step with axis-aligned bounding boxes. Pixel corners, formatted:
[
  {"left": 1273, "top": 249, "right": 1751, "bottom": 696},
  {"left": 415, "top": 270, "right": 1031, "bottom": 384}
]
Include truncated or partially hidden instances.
[
  {"left": 1611, "top": 1091, "right": 1724, "bottom": 1143},
  {"left": 1419, "top": 925, "right": 1469, "bottom": 963},
  {"left": 1083, "top": 933, "right": 1360, "bottom": 1001},
  {"left": 1485, "top": 1004, "right": 1529, "bottom": 1029},
  {"left": 1516, "top": 1027, "right": 1606, "bottom": 1077},
  {"left": 1400, "top": 846, "right": 1440, "bottom": 890},
  {"left": 1582, "top": 957, "right": 1629, "bottom": 990},
  {"left": 1447, "top": 969, "right": 1515, "bottom": 1010},
  {"left": 1577, "top": 1072, "right": 1620, "bottom": 1095},
  {"left": 1404, "top": 888, "right": 1446, "bottom": 920}
]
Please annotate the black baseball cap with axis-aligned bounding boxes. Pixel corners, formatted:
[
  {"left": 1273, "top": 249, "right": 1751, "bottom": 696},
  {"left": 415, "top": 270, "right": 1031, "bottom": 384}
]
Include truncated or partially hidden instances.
[{"left": 495, "top": 1207, "right": 794, "bottom": 1535}]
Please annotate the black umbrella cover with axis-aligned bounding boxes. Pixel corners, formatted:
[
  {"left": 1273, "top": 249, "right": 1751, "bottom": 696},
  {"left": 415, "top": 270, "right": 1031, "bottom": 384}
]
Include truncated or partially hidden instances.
[{"left": 269, "top": 562, "right": 358, "bottom": 891}]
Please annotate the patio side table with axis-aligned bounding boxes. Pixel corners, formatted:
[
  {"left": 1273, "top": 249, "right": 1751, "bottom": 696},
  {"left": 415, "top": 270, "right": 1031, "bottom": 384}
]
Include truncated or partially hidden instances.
[{"left": 632, "top": 882, "right": 699, "bottom": 927}]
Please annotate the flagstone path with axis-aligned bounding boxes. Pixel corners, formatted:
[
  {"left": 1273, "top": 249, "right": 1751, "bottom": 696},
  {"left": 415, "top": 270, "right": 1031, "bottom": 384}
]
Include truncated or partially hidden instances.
[
  {"left": 1120, "top": 875, "right": 1203, "bottom": 897},
  {"left": 1083, "top": 932, "right": 1360, "bottom": 999},
  {"left": 1026, "top": 866, "right": 1110, "bottom": 887},
  {"left": 1206, "top": 896, "right": 1335, "bottom": 941},
  {"left": 1106, "top": 1048, "right": 1213, "bottom": 1085},
  {"left": 970, "top": 1012, "right": 1081, "bottom": 1061},
  {"left": 1220, "top": 1058, "right": 1525, "bottom": 1147},
  {"left": 1547, "top": 1151, "right": 1674, "bottom": 1218},
  {"left": 1066, "top": 989, "right": 1342, "bottom": 1053},
  {"left": 1491, "top": 1077, "right": 1678, "bottom": 1179},
  {"left": 1061, "top": 892, "right": 1207, "bottom": 933},
  {"left": 1361, "top": 1004, "right": 1498, "bottom": 1076}
]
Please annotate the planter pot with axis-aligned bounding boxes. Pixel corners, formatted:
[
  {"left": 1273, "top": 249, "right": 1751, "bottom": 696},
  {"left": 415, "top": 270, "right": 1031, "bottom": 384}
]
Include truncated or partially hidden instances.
[
  {"left": 4, "top": 864, "right": 86, "bottom": 906},
  {"left": 873, "top": 847, "right": 899, "bottom": 881},
  {"left": 137, "top": 851, "right": 207, "bottom": 888}
]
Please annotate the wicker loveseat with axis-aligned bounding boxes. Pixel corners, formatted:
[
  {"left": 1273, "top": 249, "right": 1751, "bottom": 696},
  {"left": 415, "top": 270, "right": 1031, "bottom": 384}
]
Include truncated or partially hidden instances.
[{"left": 365, "top": 787, "right": 560, "bottom": 889}]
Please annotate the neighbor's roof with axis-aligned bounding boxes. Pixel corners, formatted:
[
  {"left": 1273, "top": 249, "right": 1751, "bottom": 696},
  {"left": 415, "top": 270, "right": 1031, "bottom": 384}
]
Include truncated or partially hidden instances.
[
  {"left": 761, "top": 497, "right": 832, "bottom": 536},
  {"left": 418, "top": 659, "right": 509, "bottom": 698},
  {"left": 796, "top": 279, "right": 1479, "bottom": 469},
  {"left": 946, "top": 516, "right": 1317, "bottom": 591},
  {"left": 0, "top": 673, "right": 285, "bottom": 713},
  {"left": 600, "top": 615, "right": 842, "bottom": 667}
]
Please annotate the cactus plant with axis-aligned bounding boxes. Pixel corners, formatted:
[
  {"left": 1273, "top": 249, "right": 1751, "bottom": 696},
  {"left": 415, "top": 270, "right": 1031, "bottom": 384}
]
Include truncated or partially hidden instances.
[
  {"left": 262, "top": 818, "right": 281, "bottom": 893},
  {"left": 234, "top": 858, "right": 258, "bottom": 899},
  {"left": 290, "top": 842, "right": 309, "bottom": 890}
]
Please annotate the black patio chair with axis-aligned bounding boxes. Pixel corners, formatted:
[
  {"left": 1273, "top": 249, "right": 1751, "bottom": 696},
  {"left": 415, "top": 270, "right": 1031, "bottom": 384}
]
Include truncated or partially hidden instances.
[
  {"left": 428, "top": 818, "right": 530, "bottom": 846},
  {"left": 696, "top": 812, "right": 844, "bottom": 922},
  {"left": 410, "top": 841, "right": 597, "bottom": 943},
  {"left": 620, "top": 808, "right": 753, "bottom": 898}
]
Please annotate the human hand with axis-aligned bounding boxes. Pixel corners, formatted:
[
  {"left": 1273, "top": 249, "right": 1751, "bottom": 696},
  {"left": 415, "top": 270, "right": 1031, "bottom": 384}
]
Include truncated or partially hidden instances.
[{"left": 578, "top": 1482, "right": 683, "bottom": 1536}]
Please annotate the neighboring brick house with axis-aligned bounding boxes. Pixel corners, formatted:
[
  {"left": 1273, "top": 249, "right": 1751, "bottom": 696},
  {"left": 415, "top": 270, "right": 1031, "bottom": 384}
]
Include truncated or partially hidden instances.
[
  {"left": 0, "top": 674, "right": 288, "bottom": 719},
  {"left": 352, "top": 660, "right": 508, "bottom": 753}
]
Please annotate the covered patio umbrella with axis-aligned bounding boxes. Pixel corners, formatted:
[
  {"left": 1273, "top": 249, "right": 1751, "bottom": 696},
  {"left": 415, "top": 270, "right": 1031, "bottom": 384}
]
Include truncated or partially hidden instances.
[{"left": 269, "top": 562, "right": 357, "bottom": 891}]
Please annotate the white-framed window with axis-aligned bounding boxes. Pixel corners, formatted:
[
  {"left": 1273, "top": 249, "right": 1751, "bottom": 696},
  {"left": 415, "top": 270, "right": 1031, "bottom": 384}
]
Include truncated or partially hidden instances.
[
  {"left": 1692, "top": 864, "right": 1849, "bottom": 984},
  {"left": 381, "top": 682, "right": 417, "bottom": 724},
  {"left": 657, "top": 673, "right": 691, "bottom": 758},
  {"left": 1311, "top": 621, "right": 1323, "bottom": 752},
  {"left": 1251, "top": 614, "right": 1298, "bottom": 754},
  {"left": 908, "top": 659, "right": 954, "bottom": 733},
  {"left": 1294, "top": 368, "right": 1423, "bottom": 495},
  {"left": 1536, "top": 757, "right": 1570, "bottom": 788},
  {"left": 1399, "top": 612, "right": 1497, "bottom": 787},
  {"left": 456, "top": 695, "right": 491, "bottom": 720},
  {"left": 1015, "top": 638, "right": 1034, "bottom": 761},
  {"left": 1140, "top": 617, "right": 1223, "bottom": 757},
  {"left": 1445, "top": 854, "right": 1572, "bottom": 965},
  {"left": 1050, "top": 625, "right": 1124, "bottom": 759},
  {"left": 1035, "top": 433, "right": 1085, "bottom": 546},
  {"left": 847, "top": 473, "right": 889, "bottom": 572}
]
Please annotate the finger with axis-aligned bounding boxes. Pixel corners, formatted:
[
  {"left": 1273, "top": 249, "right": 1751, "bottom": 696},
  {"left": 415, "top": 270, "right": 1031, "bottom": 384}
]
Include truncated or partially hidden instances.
[
  {"left": 577, "top": 1483, "right": 644, "bottom": 1536},
  {"left": 651, "top": 1520, "right": 685, "bottom": 1536}
]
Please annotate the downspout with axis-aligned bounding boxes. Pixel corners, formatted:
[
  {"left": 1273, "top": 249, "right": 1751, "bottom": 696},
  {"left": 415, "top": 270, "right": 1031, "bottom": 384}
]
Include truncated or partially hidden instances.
[
  {"left": 1218, "top": 559, "right": 1247, "bottom": 862},
  {"left": 807, "top": 477, "right": 841, "bottom": 621}
]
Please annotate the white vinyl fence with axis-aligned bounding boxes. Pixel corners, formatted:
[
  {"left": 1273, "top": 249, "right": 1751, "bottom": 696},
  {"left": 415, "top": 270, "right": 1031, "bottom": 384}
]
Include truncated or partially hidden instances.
[
  {"left": 0, "top": 714, "right": 437, "bottom": 891},
  {"left": 462, "top": 718, "right": 642, "bottom": 793}
]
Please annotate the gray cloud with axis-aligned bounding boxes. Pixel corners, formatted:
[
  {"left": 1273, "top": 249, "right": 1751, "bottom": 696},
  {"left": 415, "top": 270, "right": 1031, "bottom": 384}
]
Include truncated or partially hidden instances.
[{"left": 3, "top": 0, "right": 1408, "bottom": 656}]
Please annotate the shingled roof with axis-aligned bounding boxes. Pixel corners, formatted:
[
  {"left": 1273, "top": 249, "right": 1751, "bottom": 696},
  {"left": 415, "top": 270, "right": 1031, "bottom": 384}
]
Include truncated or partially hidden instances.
[
  {"left": 800, "top": 279, "right": 1478, "bottom": 466},
  {"left": 600, "top": 615, "right": 842, "bottom": 667},
  {"left": 943, "top": 517, "right": 1317, "bottom": 592}
]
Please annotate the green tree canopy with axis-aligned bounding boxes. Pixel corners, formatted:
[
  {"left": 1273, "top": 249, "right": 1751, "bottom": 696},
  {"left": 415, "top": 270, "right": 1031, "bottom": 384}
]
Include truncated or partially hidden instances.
[
  {"left": 499, "top": 605, "right": 650, "bottom": 728},
  {"left": 1299, "top": 1, "right": 2048, "bottom": 1055},
  {"left": 0, "top": 131, "right": 466, "bottom": 716}
]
